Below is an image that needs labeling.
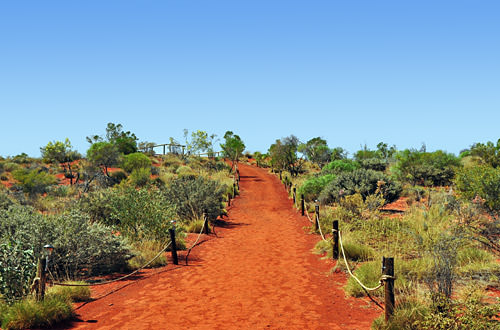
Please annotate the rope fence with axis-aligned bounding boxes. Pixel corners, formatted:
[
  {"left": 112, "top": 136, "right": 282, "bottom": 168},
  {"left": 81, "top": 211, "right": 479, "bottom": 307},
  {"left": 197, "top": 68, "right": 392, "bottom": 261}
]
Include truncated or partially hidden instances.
[{"left": 185, "top": 214, "right": 209, "bottom": 265}]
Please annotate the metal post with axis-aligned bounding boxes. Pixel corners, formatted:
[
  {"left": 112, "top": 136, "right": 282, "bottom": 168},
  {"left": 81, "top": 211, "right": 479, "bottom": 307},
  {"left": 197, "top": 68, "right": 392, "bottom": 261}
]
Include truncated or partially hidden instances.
[
  {"left": 169, "top": 228, "right": 178, "bottom": 265},
  {"left": 383, "top": 257, "right": 395, "bottom": 321},
  {"left": 332, "top": 220, "right": 339, "bottom": 259}
]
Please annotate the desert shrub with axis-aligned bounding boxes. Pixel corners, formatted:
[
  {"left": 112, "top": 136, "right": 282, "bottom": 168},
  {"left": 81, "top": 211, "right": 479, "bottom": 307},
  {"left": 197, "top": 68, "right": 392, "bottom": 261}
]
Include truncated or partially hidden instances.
[
  {"left": 415, "top": 286, "right": 500, "bottom": 329},
  {"left": 127, "top": 240, "right": 167, "bottom": 270},
  {"left": 372, "top": 297, "right": 429, "bottom": 330},
  {"left": 175, "top": 165, "right": 197, "bottom": 178},
  {"left": 319, "top": 168, "right": 401, "bottom": 204},
  {"left": 79, "top": 187, "right": 176, "bottom": 242},
  {"left": 122, "top": 152, "right": 151, "bottom": 173},
  {"left": 162, "top": 176, "right": 226, "bottom": 222},
  {"left": 321, "top": 159, "right": 359, "bottom": 175},
  {"left": 12, "top": 168, "right": 57, "bottom": 196},
  {"left": 110, "top": 170, "right": 128, "bottom": 184},
  {"left": 128, "top": 167, "right": 151, "bottom": 187},
  {"left": 185, "top": 218, "right": 210, "bottom": 234},
  {"left": 0, "top": 295, "right": 73, "bottom": 330},
  {"left": 46, "top": 281, "right": 91, "bottom": 302},
  {"left": 0, "top": 242, "right": 35, "bottom": 303},
  {"left": 342, "top": 241, "right": 375, "bottom": 261},
  {"left": 297, "top": 174, "right": 335, "bottom": 202},
  {"left": 344, "top": 261, "right": 381, "bottom": 297},
  {"left": 469, "top": 139, "right": 500, "bottom": 168},
  {"left": 0, "top": 174, "right": 7, "bottom": 181},
  {"left": 0, "top": 205, "right": 131, "bottom": 279},
  {"left": 393, "top": 149, "right": 461, "bottom": 186},
  {"left": 0, "top": 191, "right": 15, "bottom": 210},
  {"left": 454, "top": 165, "right": 500, "bottom": 213},
  {"left": 11, "top": 153, "right": 32, "bottom": 164},
  {"left": 359, "top": 158, "right": 387, "bottom": 171},
  {"left": 3, "top": 163, "right": 20, "bottom": 173}
]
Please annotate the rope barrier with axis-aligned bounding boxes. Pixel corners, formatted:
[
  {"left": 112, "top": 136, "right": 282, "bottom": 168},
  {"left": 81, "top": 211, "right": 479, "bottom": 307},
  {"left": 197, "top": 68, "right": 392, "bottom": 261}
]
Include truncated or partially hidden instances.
[
  {"left": 49, "top": 241, "right": 172, "bottom": 287},
  {"left": 303, "top": 202, "right": 314, "bottom": 223},
  {"left": 338, "top": 231, "right": 384, "bottom": 291},
  {"left": 185, "top": 215, "right": 209, "bottom": 265},
  {"left": 316, "top": 215, "right": 327, "bottom": 241}
]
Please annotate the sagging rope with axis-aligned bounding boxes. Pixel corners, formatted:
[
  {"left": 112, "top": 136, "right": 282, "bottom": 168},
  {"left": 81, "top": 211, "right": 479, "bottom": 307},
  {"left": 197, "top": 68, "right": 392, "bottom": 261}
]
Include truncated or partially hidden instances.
[
  {"left": 316, "top": 214, "right": 327, "bottom": 241},
  {"left": 303, "top": 202, "right": 314, "bottom": 223},
  {"left": 185, "top": 215, "right": 209, "bottom": 265},
  {"left": 303, "top": 201, "right": 327, "bottom": 241},
  {"left": 338, "top": 231, "right": 384, "bottom": 291},
  {"left": 49, "top": 241, "right": 172, "bottom": 287}
]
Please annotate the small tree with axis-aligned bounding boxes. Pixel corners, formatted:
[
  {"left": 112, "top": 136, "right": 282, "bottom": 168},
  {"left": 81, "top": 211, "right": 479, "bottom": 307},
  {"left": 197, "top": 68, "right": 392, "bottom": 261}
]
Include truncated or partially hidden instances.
[
  {"left": 469, "top": 139, "right": 500, "bottom": 168},
  {"left": 184, "top": 129, "right": 217, "bottom": 156},
  {"left": 122, "top": 152, "right": 152, "bottom": 173},
  {"left": 220, "top": 131, "right": 245, "bottom": 171},
  {"left": 298, "top": 137, "right": 331, "bottom": 168},
  {"left": 40, "top": 138, "right": 81, "bottom": 185},
  {"left": 87, "top": 123, "right": 138, "bottom": 155},
  {"left": 86, "top": 142, "right": 120, "bottom": 177},
  {"left": 268, "top": 135, "right": 304, "bottom": 176}
]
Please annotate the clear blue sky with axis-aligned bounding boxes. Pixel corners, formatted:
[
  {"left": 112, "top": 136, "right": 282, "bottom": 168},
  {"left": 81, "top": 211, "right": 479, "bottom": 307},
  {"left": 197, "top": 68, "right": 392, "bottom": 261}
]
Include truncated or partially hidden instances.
[{"left": 1, "top": 1, "right": 499, "bottom": 157}]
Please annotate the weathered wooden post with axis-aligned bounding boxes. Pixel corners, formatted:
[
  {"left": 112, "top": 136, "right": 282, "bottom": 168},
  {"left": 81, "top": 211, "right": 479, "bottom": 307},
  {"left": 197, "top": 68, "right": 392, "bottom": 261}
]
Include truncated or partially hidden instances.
[
  {"left": 204, "top": 210, "right": 209, "bottom": 235},
  {"left": 35, "top": 257, "right": 47, "bottom": 301},
  {"left": 169, "top": 224, "right": 179, "bottom": 265},
  {"left": 315, "top": 203, "right": 319, "bottom": 231},
  {"left": 293, "top": 186, "right": 297, "bottom": 204},
  {"left": 301, "top": 194, "right": 305, "bottom": 216},
  {"left": 332, "top": 220, "right": 339, "bottom": 259},
  {"left": 383, "top": 257, "right": 395, "bottom": 321},
  {"left": 228, "top": 193, "right": 231, "bottom": 206},
  {"left": 279, "top": 170, "right": 282, "bottom": 181},
  {"left": 233, "top": 183, "right": 236, "bottom": 197}
]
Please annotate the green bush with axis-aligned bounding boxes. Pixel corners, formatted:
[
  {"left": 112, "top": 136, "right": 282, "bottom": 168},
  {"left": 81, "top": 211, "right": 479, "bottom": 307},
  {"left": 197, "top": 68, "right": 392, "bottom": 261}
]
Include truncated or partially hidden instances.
[
  {"left": 1, "top": 296, "right": 73, "bottom": 330},
  {"left": 128, "top": 167, "right": 151, "bottom": 187},
  {"left": 321, "top": 159, "right": 359, "bottom": 175},
  {"left": 393, "top": 149, "right": 461, "bottom": 186},
  {"left": 454, "top": 165, "right": 500, "bottom": 213},
  {"left": 162, "top": 176, "right": 226, "bottom": 222},
  {"left": 297, "top": 174, "right": 335, "bottom": 202},
  {"left": 127, "top": 240, "right": 167, "bottom": 270},
  {"left": 122, "top": 153, "right": 151, "bottom": 173},
  {"left": 0, "top": 241, "right": 35, "bottom": 303},
  {"left": 12, "top": 168, "right": 57, "bottom": 196},
  {"left": 3, "top": 163, "right": 20, "bottom": 173},
  {"left": 319, "top": 168, "right": 401, "bottom": 204},
  {"left": 0, "top": 205, "right": 131, "bottom": 279},
  {"left": 372, "top": 297, "right": 429, "bottom": 330},
  {"left": 46, "top": 281, "right": 91, "bottom": 302},
  {"left": 344, "top": 261, "right": 381, "bottom": 297},
  {"left": 110, "top": 170, "right": 128, "bottom": 183},
  {"left": 359, "top": 158, "right": 387, "bottom": 171},
  {"left": 79, "top": 187, "right": 176, "bottom": 242},
  {"left": 0, "top": 191, "right": 15, "bottom": 210}
]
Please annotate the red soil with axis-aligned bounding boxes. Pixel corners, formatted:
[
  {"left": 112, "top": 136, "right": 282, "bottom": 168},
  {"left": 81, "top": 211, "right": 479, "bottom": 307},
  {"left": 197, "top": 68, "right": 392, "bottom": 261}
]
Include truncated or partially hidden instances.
[{"left": 55, "top": 164, "right": 381, "bottom": 329}]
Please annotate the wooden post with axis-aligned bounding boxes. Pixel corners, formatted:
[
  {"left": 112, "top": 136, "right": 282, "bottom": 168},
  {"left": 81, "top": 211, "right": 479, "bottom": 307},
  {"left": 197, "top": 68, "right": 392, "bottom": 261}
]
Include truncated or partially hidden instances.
[
  {"left": 279, "top": 170, "right": 282, "bottom": 181},
  {"left": 332, "top": 220, "right": 339, "bottom": 259},
  {"left": 169, "top": 228, "right": 178, "bottom": 265},
  {"left": 383, "top": 257, "right": 395, "bottom": 321},
  {"left": 293, "top": 187, "right": 296, "bottom": 204},
  {"left": 204, "top": 210, "right": 209, "bottom": 235},
  {"left": 233, "top": 183, "right": 236, "bottom": 196},
  {"left": 163, "top": 145, "right": 166, "bottom": 155},
  {"left": 301, "top": 194, "right": 305, "bottom": 216},
  {"left": 36, "top": 257, "right": 47, "bottom": 301},
  {"left": 228, "top": 193, "right": 231, "bottom": 206},
  {"left": 315, "top": 204, "right": 319, "bottom": 231}
]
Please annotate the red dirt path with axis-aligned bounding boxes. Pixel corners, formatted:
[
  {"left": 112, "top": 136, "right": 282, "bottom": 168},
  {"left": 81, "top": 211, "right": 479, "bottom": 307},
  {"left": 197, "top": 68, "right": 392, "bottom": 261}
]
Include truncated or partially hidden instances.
[{"left": 58, "top": 164, "right": 380, "bottom": 329}]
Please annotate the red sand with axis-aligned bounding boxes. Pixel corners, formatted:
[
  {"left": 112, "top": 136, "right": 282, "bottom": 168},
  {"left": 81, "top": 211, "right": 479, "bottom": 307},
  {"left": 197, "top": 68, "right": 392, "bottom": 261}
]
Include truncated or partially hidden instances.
[{"left": 56, "top": 164, "right": 381, "bottom": 329}]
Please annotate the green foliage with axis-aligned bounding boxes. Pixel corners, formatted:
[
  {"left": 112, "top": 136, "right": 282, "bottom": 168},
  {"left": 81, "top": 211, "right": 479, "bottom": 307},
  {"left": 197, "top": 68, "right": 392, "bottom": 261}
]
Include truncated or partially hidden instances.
[
  {"left": 319, "top": 168, "right": 401, "bottom": 204},
  {"left": 79, "top": 187, "right": 176, "bottom": 242},
  {"left": 185, "top": 218, "right": 210, "bottom": 234},
  {"left": 2, "top": 162, "right": 20, "bottom": 173},
  {"left": 298, "top": 174, "right": 335, "bottom": 202},
  {"left": 0, "top": 191, "right": 15, "bottom": 210},
  {"left": 298, "top": 137, "right": 331, "bottom": 168},
  {"left": 127, "top": 240, "right": 167, "bottom": 270},
  {"left": 0, "top": 242, "right": 35, "bottom": 303},
  {"left": 46, "top": 281, "right": 91, "bottom": 302},
  {"left": 268, "top": 135, "right": 304, "bottom": 176},
  {"left": 122, "top": 152, "right": 151, "bottom": 173},
  {"left": 330, "top": 147, "right": 348, "bottom": 161},
  {"left": 86, "top": 141, "right": 120, "bottom": 176},
  {"left": 322, "top": 159, "right": 360, "bottom": 175},
  {"left": 454, "top": 165, "right": 500, "bottom": 213},
  {"left": 1, "top": 296, "right": 73, "bottom": 330},
  {"left": 344, "top": 261, "right": 380, "bottom": 297},
  {"left": 469, "top": 139, "right": 500, "bottom": 168},
  {"left": 393, "top": 149, "right": 461, "bottom": 186},
  {"left": 184, "top": 129, "right": 217, "bottom": 155},
  {"left": 372, "top": 297, "right": 429, "bottom": 330},
  {"left": 220, "top": 131, "right": 245, "bottom": 169},
  {"left": 359, "top": 158, "right": 387, "bottom": 171},
  {"left": 12, "top": 168, "right": 57, "bottom": 196},
  {"left": 87, "top": 123, "right": 138, "bottom": 155},
  {"left": 0, "top": 205, "right": 131, "bottom": 279},
  {"left": 128, "top": 167, "right": 151, "bottom": 187},
  {"left": 162, "top": 176, "right": 226, "bottom": 222}
]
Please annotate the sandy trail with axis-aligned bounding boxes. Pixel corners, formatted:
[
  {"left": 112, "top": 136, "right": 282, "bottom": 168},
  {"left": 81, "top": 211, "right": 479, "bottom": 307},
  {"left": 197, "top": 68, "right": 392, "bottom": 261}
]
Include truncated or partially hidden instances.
[{"left": 59, "top": 164, "right": 380, "bottom": 329}]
